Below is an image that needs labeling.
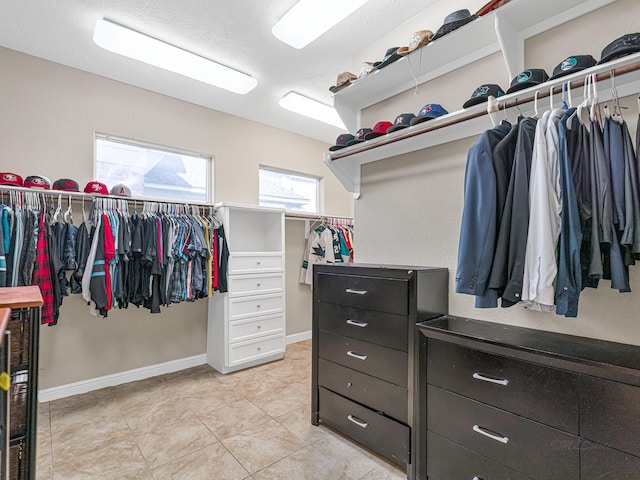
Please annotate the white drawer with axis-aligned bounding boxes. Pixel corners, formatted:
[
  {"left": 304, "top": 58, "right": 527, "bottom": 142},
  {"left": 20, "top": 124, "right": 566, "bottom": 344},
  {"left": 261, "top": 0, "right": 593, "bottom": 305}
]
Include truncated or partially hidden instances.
[
  {"left": 229, "top": 253, "right": 283, "bottom": 274},
  {"left": 228, "top": 294, "right": 284, "bottom": 320},
  {"left": 228, "top": 273, "right": 284, "bottom": 297},
  {"left": 229, "top": 334, "right": 284, "bottom": 366},
  {"left": 229, "top": 313, "right": 284, "bottom": 343}
]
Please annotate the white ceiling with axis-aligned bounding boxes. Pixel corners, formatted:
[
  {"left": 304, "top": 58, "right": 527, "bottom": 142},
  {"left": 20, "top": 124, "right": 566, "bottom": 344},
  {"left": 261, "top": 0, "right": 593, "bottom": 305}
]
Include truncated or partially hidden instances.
[{"left": 0, "top": 0, "right": 438, "bottom": 144}]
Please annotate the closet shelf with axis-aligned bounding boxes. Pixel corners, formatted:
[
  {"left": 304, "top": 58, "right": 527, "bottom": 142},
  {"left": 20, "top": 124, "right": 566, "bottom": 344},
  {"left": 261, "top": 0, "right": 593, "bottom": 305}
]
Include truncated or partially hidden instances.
[
  {"left": 333, "top": 0, "right": 615, "bottom": 133},
  {"left": 326, "top": 53, "right": 640, "bottom": 198}
]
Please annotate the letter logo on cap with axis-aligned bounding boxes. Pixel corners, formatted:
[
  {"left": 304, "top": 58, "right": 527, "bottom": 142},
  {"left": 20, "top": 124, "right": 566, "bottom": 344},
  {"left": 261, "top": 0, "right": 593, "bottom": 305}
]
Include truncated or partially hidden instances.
[
  {"left": 517, "top": 71, "right": 532, "bottom": 83},
  {"left": 561, "top": 58, "right": 578, "bottom": 71}
]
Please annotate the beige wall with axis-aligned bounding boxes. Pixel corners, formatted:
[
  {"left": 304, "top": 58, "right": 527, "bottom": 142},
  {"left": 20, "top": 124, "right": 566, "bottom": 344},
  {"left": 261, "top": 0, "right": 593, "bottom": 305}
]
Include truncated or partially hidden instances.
[
  {"left": 0, "top": 47, "right": 353, "bottom": 389},
  {"left": 356, "top": 0, "right": 640, "bottom": 345}
]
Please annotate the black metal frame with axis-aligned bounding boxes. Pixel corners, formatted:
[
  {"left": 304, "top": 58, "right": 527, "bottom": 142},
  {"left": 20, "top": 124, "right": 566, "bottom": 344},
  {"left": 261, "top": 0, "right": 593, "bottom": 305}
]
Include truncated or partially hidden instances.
[{"left": 0, "top": 330, "right": 10, "bottom": 480}]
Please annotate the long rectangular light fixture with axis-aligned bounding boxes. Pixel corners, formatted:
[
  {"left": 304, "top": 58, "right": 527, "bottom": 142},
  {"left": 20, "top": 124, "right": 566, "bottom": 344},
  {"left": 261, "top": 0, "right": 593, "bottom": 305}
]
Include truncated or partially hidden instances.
[
  {"left": 272, "top": 0, "right": 371, "bottom": 49},
  {"left": 279, "top": 92, "right": 346, "bottom": 129},
  {"left": 93, "top": 18, "right": 257, "bottom": 94}
]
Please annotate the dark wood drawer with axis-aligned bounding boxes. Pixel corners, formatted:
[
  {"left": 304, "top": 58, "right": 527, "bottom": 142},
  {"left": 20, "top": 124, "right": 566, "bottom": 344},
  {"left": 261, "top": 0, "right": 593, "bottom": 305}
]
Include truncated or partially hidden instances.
[
  {"left": 318, "top": 303, "right": 408, "bottom": 351},
  {"left": 319, "top": 387, "right": 409, "bottom": 466},
  {"left": 427, "top": 431, "right": 531, "bottom": 480},
  {"left": 315, "top": 273, "right": 408, "bottom": 315},
  {"left": 427, "top": 385, "right": 579, "bottom": 480},
  {"left": 318, "top": 358, "right": 407, "bottom": 423},
  {"left": 581, "top": 441, "right": 640, "bottom": 480},
  {"left": 319, "top": 331, "right": 407, "bottom": 387},
  {"left": 427, "top": 339, "right": 579, "bottom": 433},
  {"left": 580, "top": 375, "right": 640, "bottom": 457}
]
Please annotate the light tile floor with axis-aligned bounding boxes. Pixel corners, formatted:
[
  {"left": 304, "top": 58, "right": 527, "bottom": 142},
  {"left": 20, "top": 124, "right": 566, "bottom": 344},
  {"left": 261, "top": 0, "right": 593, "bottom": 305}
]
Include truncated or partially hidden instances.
[{"left": 36, "top": 340, "right": 406, "bottom": 479}]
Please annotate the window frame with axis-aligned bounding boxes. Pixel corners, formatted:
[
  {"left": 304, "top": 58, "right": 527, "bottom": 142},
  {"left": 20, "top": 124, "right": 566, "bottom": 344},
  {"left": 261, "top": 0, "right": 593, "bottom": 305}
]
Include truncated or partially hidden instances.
[
  {"left": 258, "top": 165, "right": 323, "bottom": 214},
  {"left": 94, "top": 133, "right": 214, "bottom": 203}
]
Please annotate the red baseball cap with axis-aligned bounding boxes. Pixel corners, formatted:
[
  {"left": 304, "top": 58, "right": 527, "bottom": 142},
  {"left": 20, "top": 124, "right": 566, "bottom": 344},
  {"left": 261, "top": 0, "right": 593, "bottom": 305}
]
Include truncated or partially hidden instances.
[
  {"left": 0, "top": 172, "right": 23, "bottom": 187},
  {"left": 364, "top": 121, "right": 393, "bottom": 139},
  {"left": 84, "top": 181, "right": 109, "bottom": 195}
]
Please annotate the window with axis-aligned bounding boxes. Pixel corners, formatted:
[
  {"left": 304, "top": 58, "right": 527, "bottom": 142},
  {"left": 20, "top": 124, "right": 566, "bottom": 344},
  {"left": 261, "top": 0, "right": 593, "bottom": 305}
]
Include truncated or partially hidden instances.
[
  {"left": 259, "top": 166, "right": 320, "bottom": 213},
  {"left": 95, "top": 135, "right": 212, "bottom": 202}
]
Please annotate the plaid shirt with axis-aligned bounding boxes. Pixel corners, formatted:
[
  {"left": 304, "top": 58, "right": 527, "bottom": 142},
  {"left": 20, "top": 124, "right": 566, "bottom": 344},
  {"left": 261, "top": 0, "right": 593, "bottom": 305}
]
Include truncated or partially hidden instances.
[{"left": 32, "top": 211, "right": 54, "bottom": 325}]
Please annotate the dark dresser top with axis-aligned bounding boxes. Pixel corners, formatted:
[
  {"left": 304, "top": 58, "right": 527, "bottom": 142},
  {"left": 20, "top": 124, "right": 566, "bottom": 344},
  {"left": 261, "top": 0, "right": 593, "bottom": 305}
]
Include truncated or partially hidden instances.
[{"left": 419, "top": 315, "right": 640, "bottom": 387}]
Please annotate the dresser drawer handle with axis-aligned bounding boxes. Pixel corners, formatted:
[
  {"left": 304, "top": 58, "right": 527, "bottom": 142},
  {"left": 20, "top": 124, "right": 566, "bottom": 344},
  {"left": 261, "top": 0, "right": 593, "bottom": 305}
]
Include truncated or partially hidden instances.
[
  {"left": 346, "top": 319, "right": 368, "bottom": 328},
  {"left": 347, "top": 414, "right": 368, "bottom": 428},
  {"left": 473, "top": 425, "right": 509, "bottom": 444},
  {"left": 347, "top": 351, "right": 368, "bottom": 361},
  {"left": 473, "top": 477, "right": 486, "bottom": 480},
  {"left": 473, "top": 372, "right": 509, "bottom": 386},
  {"left": 345, "top": 288, "right": 368, "bottom": 295}
]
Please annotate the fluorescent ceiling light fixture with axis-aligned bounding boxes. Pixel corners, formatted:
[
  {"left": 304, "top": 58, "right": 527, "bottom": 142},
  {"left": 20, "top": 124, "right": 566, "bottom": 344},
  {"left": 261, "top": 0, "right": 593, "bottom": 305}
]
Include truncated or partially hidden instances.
[
  {"left": 93, "top": 18, "right": 257, "bottom": 94},
  {"left": 272, "top": 0, "right": 371, "bottom": 49},
  {"left": 279, "top": 92, "right": 346, "bottom": 129}
]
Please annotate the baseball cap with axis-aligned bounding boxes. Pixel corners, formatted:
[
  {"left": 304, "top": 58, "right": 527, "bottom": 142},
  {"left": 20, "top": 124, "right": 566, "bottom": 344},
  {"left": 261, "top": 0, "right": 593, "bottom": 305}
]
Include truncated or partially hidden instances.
[
  {"left": 550, "top": 55, "right": 597, "bottom": 80},
  {"left": 329, "top": 134, "right": 355, "bottom": 151},
  {"left": 24, "top": 175, "right": 51, "bottom": 189},
  {"left": 410, "top": 104, "right": 449, "bottom": 125},
  {"left": 358, "top": 62, "right": 377, "bottom": 79},
  {"left": 373, "top": 47, "right": 402, "bottom": 69},
  {"left": 387, "top": 114, "right": 416, "bottom": 133},
  {"left": 347, "top": 128, "right": 372, "bottom": 146},
  {"left": 463, "top": 84, "right": 505, "bottom": 108},
  {"left": 329, "top": 72, "right": 357, "bottom": 93},
  {"left": 506, "top": 69, "right": 549, "bottom": 94},
  {"left": 84, "top": 181, "right": 109, "bottom": 195},
  {"left": 0, "top": 172, "right": 23, "bottom": 187},
  {"left": 53, "top": 178, "right": 80, "bottom": 192},
  {"left": 364, "top": 121, "right": 393, "bottom": 140},
  {"left": 599, "top": 33, "right": 640, "bottom": 64},
  {"left": 110, "top": 183, "right": 132, "bottom": 197}
]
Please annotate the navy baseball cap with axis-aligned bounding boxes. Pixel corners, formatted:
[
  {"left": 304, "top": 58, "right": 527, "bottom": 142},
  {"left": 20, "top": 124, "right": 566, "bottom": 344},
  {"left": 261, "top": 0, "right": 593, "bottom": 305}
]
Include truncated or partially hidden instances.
[
  {"left": 388, "top": 113, "right": 416, "bottom": 133},
  {"left": 329, "top": 133, "right": 355, "bottom": 151},
  {"left": 463, "top": 84, "right": 505, "bottom": 108},
  {"left": 550, "top": 55, "right": 597, "bottom": 80},
  {"left": 506, "top": 69, "right": 549, "bottom": 94},
  {"left": 347, "top": 128, "right": 372, "bottom": 145},
  {"left": 410, "top": 104, "right": 449, "bottom": 125}
]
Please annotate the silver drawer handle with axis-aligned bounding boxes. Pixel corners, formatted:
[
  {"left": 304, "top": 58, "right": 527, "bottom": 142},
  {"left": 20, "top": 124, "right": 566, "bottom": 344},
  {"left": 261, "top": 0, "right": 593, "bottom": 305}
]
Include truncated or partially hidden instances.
[
  {"left": 347, "top": 415, "right": 368, "bottom": 428},
  {"left": 347, "top": 351, "right": 368, "bottom": 361},
  {"left": 473, "top": 372, "right": 509, "bottom": 386},
  {"left": 345, "top": 288, "right": 368, "bottom": 295},
  {"left": 473, "top": 425, "right": 509, "bottom": 444},
  {"left": 346, "top": 319, "right": 368, "bottom": 328},
  {"left": 473, "top": 477, "right": 486, "bottom": 480}
]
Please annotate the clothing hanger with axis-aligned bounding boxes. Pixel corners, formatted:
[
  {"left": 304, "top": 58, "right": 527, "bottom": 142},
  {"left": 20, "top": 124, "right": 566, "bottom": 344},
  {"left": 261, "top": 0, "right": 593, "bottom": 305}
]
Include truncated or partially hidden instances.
[
  {"left": 64, "top": 195, "right": 73, "bottom": 224},
  {"left": 533, "top": 90, "right": 540, "bottom": 118},
  {"left": 549, "top": 85, "right": 554, "bottom": 111},
  {"left": 501, "top": 101, "right": 511, "bottom": 127}
]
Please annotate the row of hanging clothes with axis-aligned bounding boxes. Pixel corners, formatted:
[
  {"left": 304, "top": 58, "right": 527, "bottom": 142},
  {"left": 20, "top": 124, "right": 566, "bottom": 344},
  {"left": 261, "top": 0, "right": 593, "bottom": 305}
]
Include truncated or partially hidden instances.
[
  {"left": 456, "top": 72, "right": 640, "bottom": 318},
  {"left": 299, "top": 216, "right": 354, "bottom": 287},
  {"left": 0, "top": 190, "right": 228, "bottom": 324}
]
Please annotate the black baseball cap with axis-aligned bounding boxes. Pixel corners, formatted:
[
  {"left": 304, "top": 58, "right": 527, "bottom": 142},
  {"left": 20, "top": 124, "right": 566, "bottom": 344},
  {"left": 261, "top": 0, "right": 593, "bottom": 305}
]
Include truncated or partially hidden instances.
[
  {"left": 387, "top": 113, "right": 416, "bottom": 133},
  {"left": 329, "top": 133, "right": 355, "bottom": 151},
  {"left": 463, "top": 84, "right": 505, "bottom": 108},
  {"left": 373, "top": 48, "right": 402, "bottom": 69},
  {"left": 599, "top": 33, "right": 640, "bottom": 64},
  {"left": 431, "top": 9, "right": 477, "bottom": 41},
  {"left": 347, "top": 128, "right": 372, "bottom": 146},
  {"left": 506, "top": 69, "right": 549, "bottom": 94},
  {"left": 550, "top": 55, "right": 597, "bottom": 80},
  {"left": 53, "top": 178, "right": 80, "bottom": 192}
]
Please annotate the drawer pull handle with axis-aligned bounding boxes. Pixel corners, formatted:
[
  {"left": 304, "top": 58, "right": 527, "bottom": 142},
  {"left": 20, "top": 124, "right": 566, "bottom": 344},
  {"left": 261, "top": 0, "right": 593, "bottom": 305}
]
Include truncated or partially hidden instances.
[
  {"left": 473, "top": 372, "right": 509, "bottom": 386},
  {"left": 347, "top": 415, "right": 368, "bottom": 428},
  {"left": 345, "top": 288, "right": 368, "bottom": 295},
  {"left": 347, "top": 351, "right": 368, "bottom": 361},
  {"left": 473, "top": 477, "right": 486, "bottom": 480},
  {"left": 257, "top": 283, "right": 261, "bottom": 287},
  {"left": 473, "top": 425, "right": 509, "bottom": 444},
  {"left": 346, "top": 319, "right": 368, "bottom": 328}
]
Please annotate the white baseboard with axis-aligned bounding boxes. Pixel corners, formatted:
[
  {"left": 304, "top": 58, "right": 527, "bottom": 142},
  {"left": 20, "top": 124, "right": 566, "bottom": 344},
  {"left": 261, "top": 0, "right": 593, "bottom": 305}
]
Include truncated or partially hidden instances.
[
  {"left": 38, "top": 354, "right": 207, "bottom": 403},
  {"left": 286, "top": 330, "right": 311, "bottom": 344}
]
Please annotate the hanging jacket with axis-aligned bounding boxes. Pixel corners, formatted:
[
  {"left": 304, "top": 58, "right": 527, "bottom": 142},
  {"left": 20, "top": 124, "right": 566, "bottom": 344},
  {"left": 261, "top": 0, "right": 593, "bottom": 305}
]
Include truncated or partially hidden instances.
[
  {"left": 455, "top": 123, "right": 511, "bottom": 307},
  {"left": 32, "top": 211, "right": 54, "bottom": 325}
]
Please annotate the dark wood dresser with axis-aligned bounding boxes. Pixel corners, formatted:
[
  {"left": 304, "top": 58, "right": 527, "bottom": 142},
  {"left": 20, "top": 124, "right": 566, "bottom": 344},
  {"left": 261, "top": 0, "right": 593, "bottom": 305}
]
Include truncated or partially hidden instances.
[
  {"left": 312, "top": 264, "right": 448, "bottom": 479},
  {"left": 417, "top": 315, "right": 640, "bottom": 480}
]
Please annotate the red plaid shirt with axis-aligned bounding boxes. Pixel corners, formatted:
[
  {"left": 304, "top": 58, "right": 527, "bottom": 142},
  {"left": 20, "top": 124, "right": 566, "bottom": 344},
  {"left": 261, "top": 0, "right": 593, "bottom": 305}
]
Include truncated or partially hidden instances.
[{"left": 32, "top": 211, "right": 54, "bottom": 325}]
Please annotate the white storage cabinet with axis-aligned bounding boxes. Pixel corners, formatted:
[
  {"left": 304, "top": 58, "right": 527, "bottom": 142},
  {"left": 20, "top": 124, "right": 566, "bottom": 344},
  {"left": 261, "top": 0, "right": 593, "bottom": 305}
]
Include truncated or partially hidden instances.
[{"left": 207, "top": 203, "right": 286, "bottom": 373}]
